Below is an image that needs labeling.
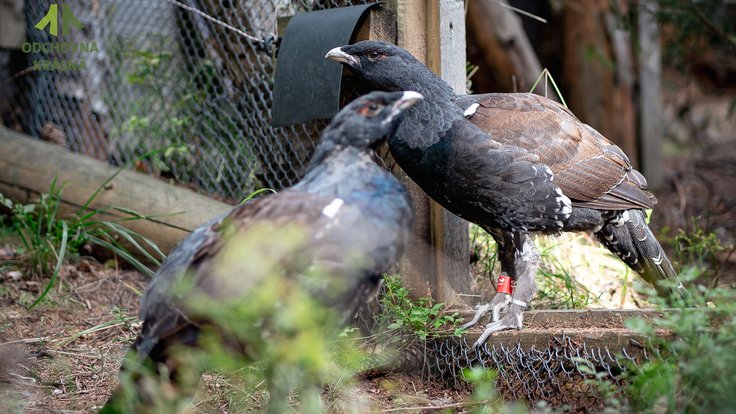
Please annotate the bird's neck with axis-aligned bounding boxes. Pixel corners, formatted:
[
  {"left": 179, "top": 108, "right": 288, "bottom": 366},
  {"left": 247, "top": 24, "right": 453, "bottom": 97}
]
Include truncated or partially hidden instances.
[
  {"left": 384, "top": 67, "right": 457, "bottom": 102},
  {"left": 304, "top": 145, "right": 374, "bottom": 177},
  {"left": 299, "top": 147, "right": 392, "bottom": 201}
]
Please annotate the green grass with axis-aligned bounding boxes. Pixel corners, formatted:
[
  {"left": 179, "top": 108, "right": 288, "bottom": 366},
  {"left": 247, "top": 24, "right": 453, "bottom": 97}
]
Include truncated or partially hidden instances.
[
  {"left": 0, "top": 156, "right": 173, "bottom": 308},
  {"left": 377, "top": 274, "right": 466, "bottom": 341}
]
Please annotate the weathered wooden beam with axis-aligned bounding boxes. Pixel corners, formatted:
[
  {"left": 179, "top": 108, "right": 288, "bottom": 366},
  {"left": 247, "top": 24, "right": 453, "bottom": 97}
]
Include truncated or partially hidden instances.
[
  {"left": 426, "top": 0, "right": 472, "bottom": 304},
  {"left": 387, "top": 0, "right": 436, "bottom": 299},
  {"left": 0, "top": 127, "right": 232, "bottom": 255},
  {"left": 385, "top": 0, "right": 472, "bottom": 303},
  {"left": 353, "top": 5, "right": 397, "bottom": 43},
  {"left": 638, "top": 0, "right": 663, "bottom": 189},
  {"left": 461, "top": 309, "right": 667, "bottom": 352}
]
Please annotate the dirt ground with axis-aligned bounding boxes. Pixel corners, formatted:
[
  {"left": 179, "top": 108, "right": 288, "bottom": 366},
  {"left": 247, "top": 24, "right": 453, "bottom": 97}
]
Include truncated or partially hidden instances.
[
  {"left": 0, "top": 260, "right": 143, "bottom": 412},
  {"left": 0, "top": 259, "right": 477, "bottom": 413}
]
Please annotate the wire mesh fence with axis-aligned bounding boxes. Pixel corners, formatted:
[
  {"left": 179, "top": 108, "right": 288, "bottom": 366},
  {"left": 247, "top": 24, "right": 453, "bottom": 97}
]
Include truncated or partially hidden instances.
[
  {"left": 427, "top": 335, "right": 642, "bottom": 411},
  {"left": 2, "top": 0, "right": 377, "bottom": 202}
]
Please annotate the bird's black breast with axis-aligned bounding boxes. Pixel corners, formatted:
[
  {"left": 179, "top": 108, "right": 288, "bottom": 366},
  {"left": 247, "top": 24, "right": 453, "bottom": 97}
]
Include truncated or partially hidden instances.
[{"left": 390, "top": 113, "right": 571, "bottom": 233}]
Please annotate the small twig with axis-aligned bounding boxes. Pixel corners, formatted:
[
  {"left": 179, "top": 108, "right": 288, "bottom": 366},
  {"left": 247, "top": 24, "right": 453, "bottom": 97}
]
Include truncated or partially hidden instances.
[
  {"left": 672, "top": 175, "right": 687, "bottom": 213},
  {"left": 0, "top": 66, "right": 36, "bottom": 86},
  {"left": 490, "top": 0, "right": 547, "bottom": 23},
  {"left": 163, "top": 0, "right": 274, "bottom": 47},
  {"left": 47, "top": 349, "right": 104, "bottom": 360},
  {"left": 710, "top": 244, "right": 735, "bottom": 288},
  {"left": 380, "top": 397, "right": 500, "bottom": 412},
  {"left": 57, "top": 321, "right": 128, "bottom": 346},
  {"left": 689, "top": 4, "right": 736, "bottom": 45},
  {"left": 0, "top": 337, "right": 48, "bottom": 346}
]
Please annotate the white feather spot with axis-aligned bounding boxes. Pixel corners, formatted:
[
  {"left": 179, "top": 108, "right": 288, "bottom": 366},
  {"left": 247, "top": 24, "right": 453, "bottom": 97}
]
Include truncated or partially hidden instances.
[
  {"left": 464, "top": 103, "right": 479, "bottom": 117},
  {"left": 621, "top": 210, "right": 630, "bottom": 223},
  {"left": 555, "top": 191, "right": 572, "bottom": 219},
  {"left": 321, "top": 198, "right": 344, "bottom": 218},
  {"left": 652, "top": 253, "right": 663, "bottom": 265}
]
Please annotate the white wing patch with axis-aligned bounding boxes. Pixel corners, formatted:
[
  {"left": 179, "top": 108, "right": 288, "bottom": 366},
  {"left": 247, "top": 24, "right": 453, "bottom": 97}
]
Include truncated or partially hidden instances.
[
  {"left": 321, "top": 198, "right": 344, "bottom": 218},
  {"left": 464, "top": 103, "right": 480, "bottom": 117}
]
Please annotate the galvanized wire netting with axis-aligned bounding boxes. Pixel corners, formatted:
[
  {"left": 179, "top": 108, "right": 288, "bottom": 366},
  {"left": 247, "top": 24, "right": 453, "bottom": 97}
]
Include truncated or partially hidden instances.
[
  {"left": 427, "top": 335, "right": 642, "bottom": 411},
  {"left": 3, "top": 0, "right": 376, "bottom": 201}
]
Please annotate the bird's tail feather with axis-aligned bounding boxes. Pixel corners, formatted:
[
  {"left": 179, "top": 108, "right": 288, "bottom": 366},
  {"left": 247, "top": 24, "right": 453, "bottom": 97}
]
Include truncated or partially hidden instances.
[{"left": 596, "top": 209, "right": 691, "bottom": 302}]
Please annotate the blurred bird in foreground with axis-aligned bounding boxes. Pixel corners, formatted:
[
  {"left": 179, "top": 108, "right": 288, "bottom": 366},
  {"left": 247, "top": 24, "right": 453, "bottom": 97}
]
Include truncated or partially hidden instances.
[
  {"left": 101, "top": 91, "right": 419, "bottom": 413},
  {"left": 327, "top": 41, "right": 689, "bottom": 347}
]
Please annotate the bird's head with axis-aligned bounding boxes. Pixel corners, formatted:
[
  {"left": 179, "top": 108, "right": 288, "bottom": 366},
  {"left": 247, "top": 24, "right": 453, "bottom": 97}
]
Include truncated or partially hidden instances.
[
  {"left": 325, "top": 41, "right": 436, "bottom": 93},
  {"left": 321, "top": 90, "right": 424, "bottom": 150}
]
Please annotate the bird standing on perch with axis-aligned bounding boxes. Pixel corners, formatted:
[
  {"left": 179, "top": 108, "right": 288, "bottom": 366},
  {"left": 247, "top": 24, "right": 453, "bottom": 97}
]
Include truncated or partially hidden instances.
[
  {"left": 101, "top": 90, "right": 419, "bottom": 412},
  {"left": 326, "top": 41, "right": 687, "bottom": 347}
]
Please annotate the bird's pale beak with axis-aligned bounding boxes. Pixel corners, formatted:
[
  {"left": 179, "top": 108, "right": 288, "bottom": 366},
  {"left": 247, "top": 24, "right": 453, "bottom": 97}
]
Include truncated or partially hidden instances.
[
  {"left": 325, "top": 47, "right": 361, "bottom": 69},
  {"left": 384, "top": 91, "right": 423, "bottom": 125}
]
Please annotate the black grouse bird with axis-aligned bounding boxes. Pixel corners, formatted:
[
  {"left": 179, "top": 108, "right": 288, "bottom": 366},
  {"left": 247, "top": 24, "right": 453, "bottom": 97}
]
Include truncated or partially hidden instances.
[
  {"left": 102, "top": 91, "right": 419, "bottom": 412},
  {"left": 326, "top": 41, "right": 687, "bottom": 346}
]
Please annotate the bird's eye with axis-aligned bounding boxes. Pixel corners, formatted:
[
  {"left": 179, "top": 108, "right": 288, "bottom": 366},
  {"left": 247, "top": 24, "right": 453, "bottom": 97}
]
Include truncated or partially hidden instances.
[
  {"left": 359, "top": 102, "right": 382, "bottom": 116},
  {"left": 368, "top": 51, "right": 380, "bottom": 59}
]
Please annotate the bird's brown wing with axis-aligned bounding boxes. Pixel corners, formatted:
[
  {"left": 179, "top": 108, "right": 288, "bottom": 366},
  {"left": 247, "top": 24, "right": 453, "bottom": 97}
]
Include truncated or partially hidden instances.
[{"left": 457, "top": 93, "right": 655, "bottom": 210}]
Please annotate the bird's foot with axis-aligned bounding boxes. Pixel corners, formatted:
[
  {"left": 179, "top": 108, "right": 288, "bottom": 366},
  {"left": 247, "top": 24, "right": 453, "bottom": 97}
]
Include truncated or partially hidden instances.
[
  {"left": 461, "top": 292, "right": 511, "bottom": 329},
  {"left": 472, "top": 300, "right": 527, "bottom": 348}
]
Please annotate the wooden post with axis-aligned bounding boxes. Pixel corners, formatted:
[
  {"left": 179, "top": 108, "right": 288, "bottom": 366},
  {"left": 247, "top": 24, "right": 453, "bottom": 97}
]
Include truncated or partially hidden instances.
[
  {"left": 388, "top": 0, "right": 471, "bottom": 303},
  {"left": 426, "top": 0, "right": 472, "bottom": 304},
  {"left": 638, "top": 1, "right": 663, "bottom": 189}
]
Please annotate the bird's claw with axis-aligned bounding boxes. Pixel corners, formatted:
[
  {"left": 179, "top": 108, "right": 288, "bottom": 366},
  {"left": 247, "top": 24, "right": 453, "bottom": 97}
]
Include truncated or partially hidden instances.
[
  {"left": 461, "top": 302, "right": 490, "bottom": 329},
  {"left": 461, "top": 293, "right": 511, "bottom": 329},
  {"left": 472, "top": 304, "right": 525, "bottom": 348}
]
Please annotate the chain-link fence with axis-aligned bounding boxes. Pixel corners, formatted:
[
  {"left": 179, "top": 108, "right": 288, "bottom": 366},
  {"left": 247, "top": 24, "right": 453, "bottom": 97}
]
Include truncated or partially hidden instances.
[{"left": 2, "top": 0, "right": 376, "bottom": 202}]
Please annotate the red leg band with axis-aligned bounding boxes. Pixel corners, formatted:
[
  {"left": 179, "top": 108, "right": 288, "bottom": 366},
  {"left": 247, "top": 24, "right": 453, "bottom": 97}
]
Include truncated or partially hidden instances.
[{"left": 497, "top": 274, "right": 513, "bottom": 295}]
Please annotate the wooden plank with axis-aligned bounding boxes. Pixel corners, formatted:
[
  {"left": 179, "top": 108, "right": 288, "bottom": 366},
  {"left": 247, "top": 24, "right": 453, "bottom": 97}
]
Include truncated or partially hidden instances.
[
  {"left": 383, "top": 0, "right": 471, "bottom": 303},
  {"left": 426, "top": 0, "right": 471, "bottom": 304},
  {"left": 353, "top": 6, "right": 397, "bottom": 43},
  {"left": 638, "top": 0, "right": 663, "bottom": 188},
  {"left": 0, "top": 127, "right": 232, "bottom": 255},
  {"left": 386, "top": 0, "right": 435, "bottom": 298},
  {"left": 460, "top": 309, "right": 668, "bottom": 352}
]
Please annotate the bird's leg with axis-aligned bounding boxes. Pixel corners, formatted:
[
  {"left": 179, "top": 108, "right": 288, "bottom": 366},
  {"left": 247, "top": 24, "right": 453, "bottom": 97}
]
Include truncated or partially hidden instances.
[
  {"left": 461, "top": 277, "right": 511, "bottom": 329},
  {"left": 462, "top": 229, "right": 516, "bottom": 329},
  {"left": 473, "top": 233, "right": 539, "bottom": 347}
]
